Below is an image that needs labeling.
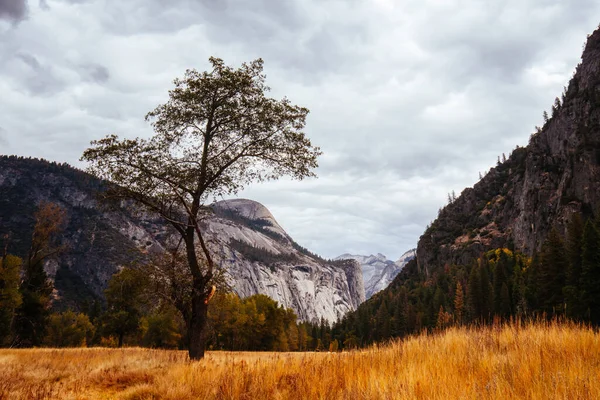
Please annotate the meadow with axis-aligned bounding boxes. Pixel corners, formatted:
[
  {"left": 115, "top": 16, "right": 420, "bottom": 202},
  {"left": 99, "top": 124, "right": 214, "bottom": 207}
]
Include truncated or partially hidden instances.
[{"left": 1, "top": 321, "right": 598, "bottom": 399}]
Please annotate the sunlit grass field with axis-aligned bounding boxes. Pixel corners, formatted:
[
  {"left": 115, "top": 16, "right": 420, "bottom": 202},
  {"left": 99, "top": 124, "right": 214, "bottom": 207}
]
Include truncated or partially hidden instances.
[{"left": 1, "top": 321, "right": 599, "bottom": 399}]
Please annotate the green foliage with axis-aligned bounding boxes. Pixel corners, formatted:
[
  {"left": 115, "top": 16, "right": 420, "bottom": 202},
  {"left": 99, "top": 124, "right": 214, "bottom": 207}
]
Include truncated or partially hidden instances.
[
  {"left": 139, "top": 308, "right": 183, "bottom": 349},
  {"left": 467, "top": 262, "right": 482, "bottom": 320},
  {"left": 103, "top": 268, "right": 149, "bottom": 347},
  {"left": 45, "top": 311, "right": 95, "bottom": 347},
  {"left": 580, "top": 218, "right": 600, "bottom": 323},
  {"left": 91, "top": 264, "right": 330, "bottom": 352},
  {"left": 207, "top": 293, "right": 298, "bottom": 351},
  {"left": 537, "top": 228, "right": 568, "bottom": 313}
]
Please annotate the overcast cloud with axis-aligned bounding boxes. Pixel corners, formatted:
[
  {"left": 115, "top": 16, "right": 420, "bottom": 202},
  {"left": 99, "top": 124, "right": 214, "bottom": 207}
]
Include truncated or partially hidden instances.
[{"left": 1, "top": 0, "right": 599, "bottom": 259}]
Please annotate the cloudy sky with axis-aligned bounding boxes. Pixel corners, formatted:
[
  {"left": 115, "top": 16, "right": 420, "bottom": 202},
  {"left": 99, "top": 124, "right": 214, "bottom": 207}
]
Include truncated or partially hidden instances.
[{"left": 1, "top": 0, "right": 599, "bottom": 260}]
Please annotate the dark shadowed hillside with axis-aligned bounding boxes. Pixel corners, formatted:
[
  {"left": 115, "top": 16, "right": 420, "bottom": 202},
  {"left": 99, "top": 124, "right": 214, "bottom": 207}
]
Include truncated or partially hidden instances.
[{"left": 0, "top": 156, "right": 171, "bottom": 309}]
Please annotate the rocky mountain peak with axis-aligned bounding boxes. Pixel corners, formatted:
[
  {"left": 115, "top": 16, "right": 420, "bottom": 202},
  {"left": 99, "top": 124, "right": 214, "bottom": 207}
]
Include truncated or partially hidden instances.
[
  {"left": 396, "top": 248, "right": 416, "bottom": 265},
  {"left": 336, "top": 249, "right": 415, "bottom": 299},
  {"left": 213, "top": 198, "right": 287, "bottom": 236}
]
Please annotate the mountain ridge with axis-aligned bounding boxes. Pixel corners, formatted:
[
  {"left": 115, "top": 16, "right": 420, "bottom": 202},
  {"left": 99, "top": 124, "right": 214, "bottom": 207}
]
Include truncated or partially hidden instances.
[
  {"left": 335, "top": 249, "right": 416, "bottom": 299},
  {"left": 416, "top": 27, "right": 600, "bottom": 274},
  {"left": 0, "top": 156, "right": 365, "bottom": 322}
]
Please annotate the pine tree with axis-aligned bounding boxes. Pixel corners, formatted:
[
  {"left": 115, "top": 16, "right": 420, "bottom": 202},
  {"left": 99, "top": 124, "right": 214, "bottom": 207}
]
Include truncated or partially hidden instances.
[
  {"left": 467, "top": 263, "right": 482, "bottom": 321},
  {"left": 564, "top": 213, "right": 584, "bottom": 319},
  {"left": 499, "top": 283, "right": 511, "bottom": 318},
  {"left": 392, "top": 287, "right": 408, "bottom": 336},
  {"left": 493, "top": 256, "right": 507, "bottom": 316},
  {"left": 512, "top": 258, "right": 528, "bottom": 317},
  {"left": 453, "top": 281, "right": 464, "bottom": 325},
  {"left": 580, "top": 220, "right": 600, "bottom": 324},
  {"left": 436, "top": 306, "right": 452, "bottom": 329},
  {"left": 15, "top": 202, "right": 66, "bottom": 347},
  {"left": 525, "top": 252, "right": 541, "bottom": 312},
  {"left": 433, "top": 287, "right": 445, "bottom": 316},
  {"left": 374, "top": 300, "right": 390, "bottom": 341},
  {"left": 566, "top": 213, "right": 584, "bottom": 285},
  {"left": 311, "top": 325, "right": 319, "bottom": 350},
  {"left": 479, "top": 261, "right": 493, "bottom": 322},
  {"left": 298, "top": 324, "right": 308, "bottom": 351},
  {"left": 538, "top": 228, "right": 568, "bottom": 315}
]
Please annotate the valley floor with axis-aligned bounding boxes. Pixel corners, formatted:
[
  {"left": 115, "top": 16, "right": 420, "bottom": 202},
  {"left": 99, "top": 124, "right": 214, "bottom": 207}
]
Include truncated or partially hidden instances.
[{"left": 1, "top": 321, "right": 598, "bottom": 399}]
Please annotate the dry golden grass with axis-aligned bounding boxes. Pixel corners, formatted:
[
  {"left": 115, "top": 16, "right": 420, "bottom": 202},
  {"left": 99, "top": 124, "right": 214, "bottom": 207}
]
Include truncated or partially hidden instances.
[{"left": 1, "top": 321, "right": 599, "bottom": 399}]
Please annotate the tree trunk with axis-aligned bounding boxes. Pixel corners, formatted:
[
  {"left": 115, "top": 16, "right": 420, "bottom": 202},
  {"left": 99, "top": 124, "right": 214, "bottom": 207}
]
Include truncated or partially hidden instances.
[{"left": 188, "top": 281, "right": 209, "bottom": 360}]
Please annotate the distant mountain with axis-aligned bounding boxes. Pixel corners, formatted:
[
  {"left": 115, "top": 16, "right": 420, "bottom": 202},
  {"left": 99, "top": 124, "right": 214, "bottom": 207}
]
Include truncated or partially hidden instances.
[
  {"left": 335, "top": 249, "right": 415, "bottom": 299},
  {"left": 0, "top": 156, "right": 364, "bottom": 322}
]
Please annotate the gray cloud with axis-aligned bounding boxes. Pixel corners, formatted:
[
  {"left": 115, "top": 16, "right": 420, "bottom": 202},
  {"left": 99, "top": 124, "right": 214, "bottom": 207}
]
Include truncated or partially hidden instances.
[
  {"left": 2, "top": 0, "right": 600, "bottom": 259},
  {"left": 15, "top": 53, "right": 66, "bottom": 95},
  {"left": 0, "top": 0, "right": 27, "bottom": 22},
  {"left": 17, "top": 53, "right": 40, "bottom": 69},
  {"left": 81, "top": 64, "right": 110, "bottom": 84},
  {"left": 92, "top": 0, "right": 372, "bottom": 81}
]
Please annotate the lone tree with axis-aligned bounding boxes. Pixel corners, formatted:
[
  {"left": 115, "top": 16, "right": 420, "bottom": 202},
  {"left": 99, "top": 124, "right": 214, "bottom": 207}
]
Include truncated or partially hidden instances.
[
  {"left": 16, "top": 201, "right": 66, "bottom": 347},
  {"left": 81, "top": 57, "right": 321, "bottom": 359}
]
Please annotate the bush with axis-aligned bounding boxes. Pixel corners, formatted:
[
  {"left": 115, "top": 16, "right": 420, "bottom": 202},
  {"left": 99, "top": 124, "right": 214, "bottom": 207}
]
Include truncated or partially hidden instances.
[
  {"left": 140, "top": 309, "right": 182, "bottom": 349},
  {"left": 45, "top": 310, "right": 95, "bottom": 347}
]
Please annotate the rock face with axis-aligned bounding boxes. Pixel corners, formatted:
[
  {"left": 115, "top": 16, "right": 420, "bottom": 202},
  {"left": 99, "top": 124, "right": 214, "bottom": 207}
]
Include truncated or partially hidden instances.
[
  {"left": 0, "top": 157, "right": 364, "bottom": 322},
  {"left": 207, "top": 199, "right": 365, "bottom": 322},
  {"left": 416, "top": 27, "right": 600, "bottom": 274},
  {"left": 335, "top": 249, "right": 415, "bottom": 299}
]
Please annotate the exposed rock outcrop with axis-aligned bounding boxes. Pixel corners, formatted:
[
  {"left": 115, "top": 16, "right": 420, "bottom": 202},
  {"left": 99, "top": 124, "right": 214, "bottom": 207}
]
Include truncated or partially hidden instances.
[{"left": 207, "top": 199, "right": 365, "bottom": 322}]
